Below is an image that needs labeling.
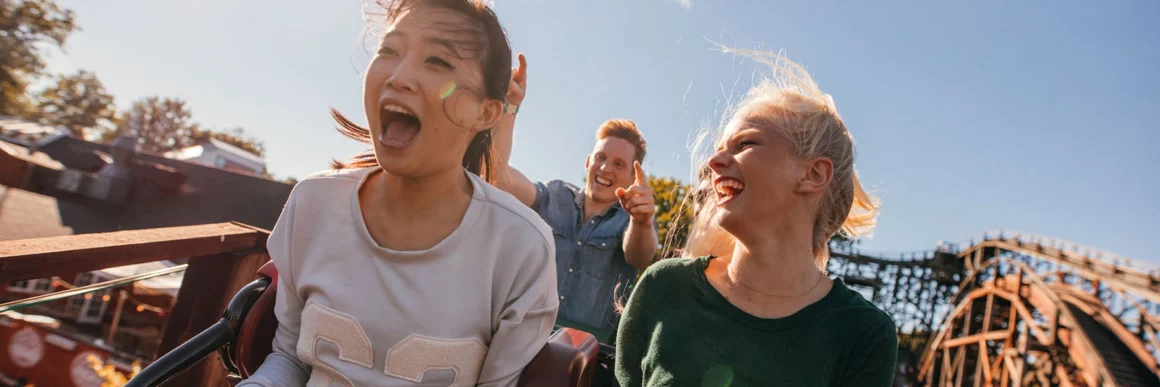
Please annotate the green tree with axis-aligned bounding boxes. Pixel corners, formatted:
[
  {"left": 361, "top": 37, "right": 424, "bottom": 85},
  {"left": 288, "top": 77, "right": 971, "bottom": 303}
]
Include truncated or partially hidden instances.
[
  {"left": 104, "top": 97, "right": 272, "bottom": 168},
  {"left": 105, "top": 96, "right": 200, "bottom": 154},
  {"left": 0, "top": 0, "right": 76, "bottom": 118},
  {"left": 34, "top": 70, "right": 116, "bottom": 138},
  {"left": 194, "top": 127, "right": 265, "bottom": 157},
  {"left": 648, "top": 175, "right": 694, "bottom": 257}
]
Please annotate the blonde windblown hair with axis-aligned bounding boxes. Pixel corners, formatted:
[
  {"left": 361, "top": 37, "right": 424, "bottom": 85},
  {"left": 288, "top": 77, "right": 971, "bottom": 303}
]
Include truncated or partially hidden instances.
[{"left": 680, "top": 47, "right": 880, "bottom": 270}]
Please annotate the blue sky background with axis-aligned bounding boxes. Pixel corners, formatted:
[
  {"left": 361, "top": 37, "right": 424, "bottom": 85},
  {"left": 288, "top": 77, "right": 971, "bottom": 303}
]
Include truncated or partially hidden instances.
[{"left": 45, "top": 0, "right": 1158, "bottom": 262}]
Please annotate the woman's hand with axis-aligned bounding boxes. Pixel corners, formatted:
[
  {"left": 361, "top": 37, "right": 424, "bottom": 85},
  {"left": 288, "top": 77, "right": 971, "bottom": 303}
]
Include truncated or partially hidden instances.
[{"left": 504, "top": 53, "right": 527, "bottom": 114}]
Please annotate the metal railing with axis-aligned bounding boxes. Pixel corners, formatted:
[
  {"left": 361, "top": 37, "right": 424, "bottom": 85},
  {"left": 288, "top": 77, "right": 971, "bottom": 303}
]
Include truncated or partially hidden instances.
[{"left": 0, "top": 264, "right": 188, "bottom": 314}]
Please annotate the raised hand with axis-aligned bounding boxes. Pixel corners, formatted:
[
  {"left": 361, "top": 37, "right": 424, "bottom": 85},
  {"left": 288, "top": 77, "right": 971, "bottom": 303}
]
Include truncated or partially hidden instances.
[
  {"left": 504, "top": 53, "right": 527, "bottom": 114},
  {"left": 616, "top": 161, "right": 656, "bottom": 226}
]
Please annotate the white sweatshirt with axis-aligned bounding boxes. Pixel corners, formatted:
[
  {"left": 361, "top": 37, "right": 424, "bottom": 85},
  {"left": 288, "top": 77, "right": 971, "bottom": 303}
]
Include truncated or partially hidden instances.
[{"left": 237, "top": 167, "right": 558, "bottom": 387}]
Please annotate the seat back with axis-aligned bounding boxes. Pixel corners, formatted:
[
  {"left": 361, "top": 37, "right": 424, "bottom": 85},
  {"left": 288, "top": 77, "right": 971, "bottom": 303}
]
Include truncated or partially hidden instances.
[
  {"left": 517, "top": 327, "right": 600, "bottom": 387},
  {"left": 226, "top": 262, "right": 599, "bottom": 387},
  {"left": 231, "top": 261, "right": 279, "bottom": 378}
]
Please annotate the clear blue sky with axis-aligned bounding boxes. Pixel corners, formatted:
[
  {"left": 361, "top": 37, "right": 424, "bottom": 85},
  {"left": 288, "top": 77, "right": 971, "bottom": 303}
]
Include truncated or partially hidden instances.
[{"left": 46, "top": 0, "right": 1158, "bottom": 262}]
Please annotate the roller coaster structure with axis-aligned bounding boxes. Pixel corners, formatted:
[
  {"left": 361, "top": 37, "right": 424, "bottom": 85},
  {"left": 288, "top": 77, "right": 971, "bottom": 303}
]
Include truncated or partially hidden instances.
[{"left": 827, "top": 232, "right": 1160, "bottom": 386}]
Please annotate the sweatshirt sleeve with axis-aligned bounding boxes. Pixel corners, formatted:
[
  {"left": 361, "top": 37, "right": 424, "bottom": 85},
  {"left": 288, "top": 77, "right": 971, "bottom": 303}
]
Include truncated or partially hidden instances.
[
  {"left": 236, "top": 192, "right": 311, "bottom": 387},
  {"left": 475, "top": 234, "right": 559, "bottom": 387},
  {"left": 614, "top": 265, "right": 655, "bottom": 387},
  {"left": 839, "top": 317, "right": 898, "bottom": 387}
]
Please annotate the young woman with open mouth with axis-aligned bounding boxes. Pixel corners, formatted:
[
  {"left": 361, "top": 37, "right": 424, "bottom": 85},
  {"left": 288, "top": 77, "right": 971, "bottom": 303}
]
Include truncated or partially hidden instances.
[
  {"left": 237, "top": 1, "right": 557, "bottom": 385},
  {"left": 615, "top": 50, "right": 897, "bottom": 386}
]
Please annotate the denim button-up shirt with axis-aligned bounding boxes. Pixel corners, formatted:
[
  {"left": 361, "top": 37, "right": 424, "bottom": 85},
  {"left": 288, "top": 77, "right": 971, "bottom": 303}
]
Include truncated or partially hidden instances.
[{"left": 531, "top": 180, "right": 644, "bottom": 332}]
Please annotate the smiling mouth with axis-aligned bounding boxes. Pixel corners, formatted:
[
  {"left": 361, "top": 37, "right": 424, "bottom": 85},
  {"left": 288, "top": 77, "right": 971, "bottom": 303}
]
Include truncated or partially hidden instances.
[
  {"left": 378, "top": 103, "right": 421, "bottom": 148},
  {"left": 715, "top": 178, "right": 745, "bottom": 202},
  {"left": 594, "top": 175, "right": 613, "bottom": 187}
]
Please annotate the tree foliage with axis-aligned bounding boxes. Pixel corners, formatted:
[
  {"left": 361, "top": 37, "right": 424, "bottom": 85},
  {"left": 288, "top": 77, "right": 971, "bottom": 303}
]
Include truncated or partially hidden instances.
[
  {"left": 102, "top": 97, "right": 268, "bottom": 161},
  {"left": 0, "top": 0, "right": 76, "bottom": 118},
  {"left": 105, "top": 96, "right": 201, "bottom": 154},
  {"left": 35, "top": 70, "right": 116, "bottom": 138},
  {"left": 648, "top": 175, "right": 694, "bottom": 256}
]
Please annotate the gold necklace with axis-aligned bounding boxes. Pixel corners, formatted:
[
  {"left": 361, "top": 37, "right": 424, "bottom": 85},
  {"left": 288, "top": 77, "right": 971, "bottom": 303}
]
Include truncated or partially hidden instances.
[{"left": 727, "top": 263, "right": 825, "bottom": 298}]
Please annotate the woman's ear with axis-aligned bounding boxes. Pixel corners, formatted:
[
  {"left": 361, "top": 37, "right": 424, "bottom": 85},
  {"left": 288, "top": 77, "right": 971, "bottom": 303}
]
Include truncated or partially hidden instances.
[
  {"left": 797, "top": 157, "right": 833, "bottom": 194},
  {"left": 471, "top": 98, "right": 503, "bottom": 132}
]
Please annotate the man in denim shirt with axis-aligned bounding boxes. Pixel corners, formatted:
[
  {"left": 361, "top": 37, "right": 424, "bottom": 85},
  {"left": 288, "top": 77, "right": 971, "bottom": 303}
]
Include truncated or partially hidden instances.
[{"left": 491, "top": 56, "right": 658, "bottom": 340}]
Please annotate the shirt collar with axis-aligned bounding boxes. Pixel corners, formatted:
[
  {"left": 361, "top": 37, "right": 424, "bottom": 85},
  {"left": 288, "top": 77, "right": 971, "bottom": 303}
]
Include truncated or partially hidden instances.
[{"left": 575, "top": 187, "right": 624, "bottom": 220}]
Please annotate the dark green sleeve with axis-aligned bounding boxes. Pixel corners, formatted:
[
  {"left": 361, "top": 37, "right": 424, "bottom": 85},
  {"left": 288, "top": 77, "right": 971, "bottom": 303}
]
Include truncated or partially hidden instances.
[
  {"left": 614, "top": 269, "right": 654, "bottom": 386},
  {"left": 840, "top": 318, "right": 899, "bottom": 387}
]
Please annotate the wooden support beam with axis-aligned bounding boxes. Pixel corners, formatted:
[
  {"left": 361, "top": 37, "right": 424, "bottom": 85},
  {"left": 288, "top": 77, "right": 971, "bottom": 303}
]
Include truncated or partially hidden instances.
[
  {"left": 1014, "top": 324, "right": 1028, "bottom": 387},
  {"left": 982, "top": 293, "right": 994, "bottom": 334},
  {"left": 953, "top": 345, "right": 966, "bottom": 387},
  {"left": 979, "top": 345, "right": 993, "bottom": 385},
  {"left": 1002, "top": 351, "right": 1019, "bottom": 387},
  {"left": 999, "top": 351, "right": 1010, "bottom": 387},
  {"left": 961, "top": 296, "right": 974, "bottom": 340},
  {"left": 1047, "top": 303, "right": 1060, "bottom": 347},
  {"left": 941, "top": 330, "right": 1012, "bottom": 349},
  {"left": 973, "top": 350, "right": 984, "bottom": 387},
  {"left": 1016, "top": 267, "right": 1027, "bottom": 301},
  {"left": 1009, "top": 299, "right": 1050, "bottom": 345},
  {"left": 1146, "top": 325, "right": 1160, "bottom": 375},
  {"left": 1034, "top": 367, "right": 1050, "bottom": 386},
  {"left": 974, "top": 293, "right": 995, "bottom": 387},
  {"left": 0, "top": 222, "right": 268, "bottom": 283},
  {"left": 1001, "top": 305, "right": 1017, "bottom": 387},
  {"left": 1054, "top": 363, "right": 1076, "bottom": 387},
  {"left": 943, "top": 347, "right": 953, "bottom": 386},
  {"left": 973, "top": 248, "right": 983, "bottom": 274},
  {"left": 991, "top": 264, "right": 1000, "bottom": 288},
  {"left": 925, "top": 359, "right": 935, "bottom": 387},
  {"left": 955, "top": 296, "right": 972, "bottom": 387},
  {"left": 991, "top": 348, "right": 1005, "bottom": 387}
]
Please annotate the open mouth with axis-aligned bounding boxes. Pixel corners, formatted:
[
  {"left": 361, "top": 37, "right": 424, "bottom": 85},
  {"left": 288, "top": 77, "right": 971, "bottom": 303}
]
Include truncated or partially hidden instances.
[
  {"left": 594, "top": 175, "right": 613, "bottom": 188},
  {"left": 378, "top": 103, "right": 421, "bottom": 148},
  {"left": 714, "top": 177, "right": 745, "bottom": 203}
]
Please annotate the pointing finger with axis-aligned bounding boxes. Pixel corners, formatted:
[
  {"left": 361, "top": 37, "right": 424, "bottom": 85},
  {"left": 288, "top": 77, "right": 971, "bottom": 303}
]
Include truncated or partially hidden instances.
[{"left": 633, "top": 161, "right": 646, "bottom": 186}]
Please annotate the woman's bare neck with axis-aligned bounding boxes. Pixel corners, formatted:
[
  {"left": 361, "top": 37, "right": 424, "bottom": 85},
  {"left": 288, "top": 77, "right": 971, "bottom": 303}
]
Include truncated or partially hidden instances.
[
  {"left": 358, "top": 168, "right": 474, "bottom": 251},
  {"left": 704, "top": 236, "right": 832, "bottom": 319}
]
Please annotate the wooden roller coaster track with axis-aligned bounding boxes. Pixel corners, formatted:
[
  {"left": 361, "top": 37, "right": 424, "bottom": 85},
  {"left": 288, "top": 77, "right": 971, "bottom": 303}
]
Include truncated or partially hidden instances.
[{"left": 828, "top": 234, "right": 1160, "bottom": 386}]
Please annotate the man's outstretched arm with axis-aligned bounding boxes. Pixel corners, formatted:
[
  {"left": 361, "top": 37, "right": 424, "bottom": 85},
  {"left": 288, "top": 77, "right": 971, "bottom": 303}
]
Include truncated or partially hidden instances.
[{"left": 492, "top": 54, "right": 537, "bottom": 207}]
